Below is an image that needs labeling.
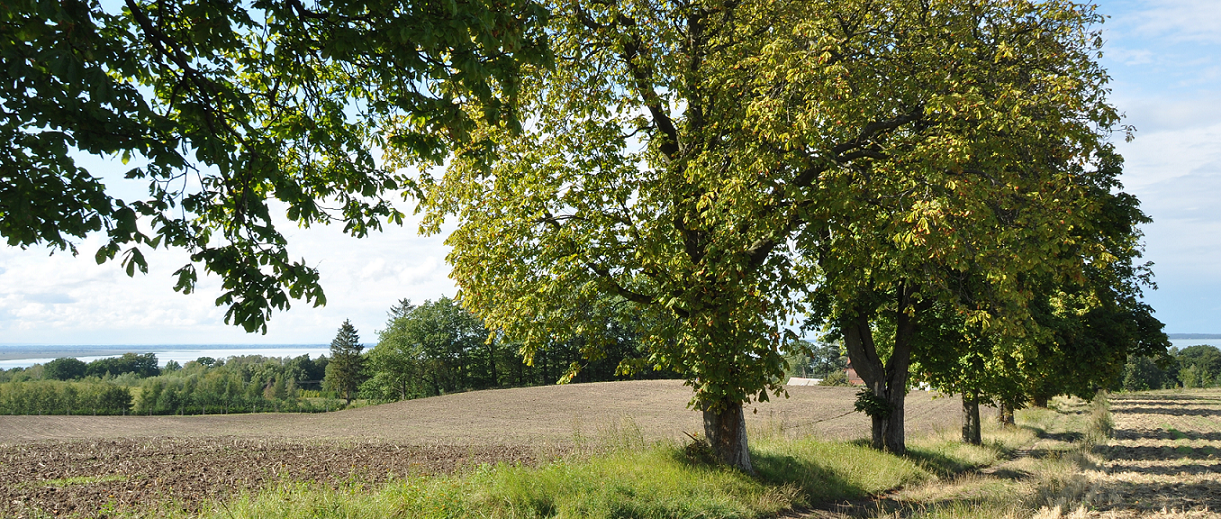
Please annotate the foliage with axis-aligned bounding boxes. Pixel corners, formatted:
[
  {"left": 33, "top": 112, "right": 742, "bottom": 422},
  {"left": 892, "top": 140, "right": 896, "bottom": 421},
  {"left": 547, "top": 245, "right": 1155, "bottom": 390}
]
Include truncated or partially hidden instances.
[
  {"left": 425, "top": 0, "right": 1133, "bottom": 464},
  {"left": 1120, "top": 355, "right": 1174, "bottom": 391},
  {"left": 324, "top": 320, "right": 364, "bottom": 402},
  {"left": 854, "top": 388, "right": 893, "bottom": 419},
  {"left": 783, "top": 340, "right": 846, "bottom": 380},
  {"left": 1, "top": 0, "right": 550, "bottom": 333},
  {"left": 0, "top": 353, "right": 337, "bottom": 415},
  {"left": 0, "top": 379, "right": 132, "bottom": 415},
  {"left": 427, "top": 0, "right": 916, "bottom": 470},
  {"left": 360, "top": 297, "right": 677, "bottom": 402},
  {"left": 1119, "top": 345, "right": 1221, "bottom": 390},
  {"left": 1177, "top": 345, "right": 1221, "bottom": 388},
  {"left": 84, "top": 352, "right": 161, "bottom": 378},
  {"left": 910, "top": 151, "right": 1168, "bottom": 421},
  {"left": 795, "top": 0, "right": 1142, "bottom": 453},
  {"left": 42, "top": 357, "right": 87, "bottom": 381},
  {"left": 819, "top": 371, "right": 851, "bottom": 387}
]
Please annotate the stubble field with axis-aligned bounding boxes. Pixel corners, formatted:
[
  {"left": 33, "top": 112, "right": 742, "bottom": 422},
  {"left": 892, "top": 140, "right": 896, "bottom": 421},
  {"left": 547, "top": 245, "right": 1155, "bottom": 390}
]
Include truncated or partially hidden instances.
[
  {"left": 1085, "top": 390, "right": 1221, "bottom": 517},
  {"left": 0, "top": 380, "right": 960, "bottom": 516}
]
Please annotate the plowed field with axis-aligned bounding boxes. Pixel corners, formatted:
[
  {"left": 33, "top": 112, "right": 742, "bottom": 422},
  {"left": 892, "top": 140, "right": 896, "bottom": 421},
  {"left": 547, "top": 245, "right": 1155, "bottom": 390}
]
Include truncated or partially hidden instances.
[{"left": 0, "top": 380, "right": 961, "bottom": 517}]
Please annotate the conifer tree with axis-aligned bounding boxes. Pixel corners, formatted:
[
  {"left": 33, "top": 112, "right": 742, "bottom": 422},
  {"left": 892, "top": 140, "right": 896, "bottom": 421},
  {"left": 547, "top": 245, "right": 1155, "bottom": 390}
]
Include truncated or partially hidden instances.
[{"left": 325, "top": 320, "right": 364, "bottom": 403}]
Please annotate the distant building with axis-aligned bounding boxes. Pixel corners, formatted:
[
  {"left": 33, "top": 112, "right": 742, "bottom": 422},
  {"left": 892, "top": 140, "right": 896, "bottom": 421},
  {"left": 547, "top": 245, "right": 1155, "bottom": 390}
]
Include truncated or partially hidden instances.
[
  {"left": 845, "top": 361, "right": 865, "bottom": 386},
  {"left": 786, "top": 377, "right": 822, "bottom": 386}
]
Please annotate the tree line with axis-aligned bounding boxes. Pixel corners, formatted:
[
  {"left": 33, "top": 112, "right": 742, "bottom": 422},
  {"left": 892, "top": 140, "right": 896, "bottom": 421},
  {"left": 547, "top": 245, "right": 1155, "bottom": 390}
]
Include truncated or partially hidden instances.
[
  {"left": 1122, "top": 345, "right": 1221, "bottom": 391},
  {"left": 1, "top": 295, "right": 672, "bottom": 415},
  {"left": 0, "top": 353, "right": 341, "bottom": 415},
  {"left": 325, "top": 297, "right": 678, "bottom": 404}
]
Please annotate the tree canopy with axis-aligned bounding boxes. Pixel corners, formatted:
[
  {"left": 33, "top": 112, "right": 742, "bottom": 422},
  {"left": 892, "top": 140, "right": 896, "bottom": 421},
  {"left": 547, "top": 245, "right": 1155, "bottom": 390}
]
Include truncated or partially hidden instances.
[
  {"left": 795, "top": 0, "right": 1140, "bottom": 454},
  {"left": 2, "top": 0, "right": 550, "bottom": 332},
  {"left": 423, "top": 0, "right": 1151, "bottom": 466}
]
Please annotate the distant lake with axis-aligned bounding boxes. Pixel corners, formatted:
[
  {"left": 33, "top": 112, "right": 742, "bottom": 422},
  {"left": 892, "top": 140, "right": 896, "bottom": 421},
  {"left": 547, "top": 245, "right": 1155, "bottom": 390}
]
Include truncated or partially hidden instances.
[
  {"left": 0, "top": 345, "right": 334, "bottom": 370},
  {"left": 1, "top": 337, "right": 1216, "bottom": 371},
  {"left": 1169, "top": 338, "right": 1220, "bottom": 349}
]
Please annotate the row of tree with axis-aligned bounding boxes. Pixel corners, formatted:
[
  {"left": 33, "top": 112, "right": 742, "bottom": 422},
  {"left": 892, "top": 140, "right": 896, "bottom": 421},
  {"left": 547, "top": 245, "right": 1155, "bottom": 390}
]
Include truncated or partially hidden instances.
[
  {"left": 419, "top": 0, "right": 1171, "bottom": 471},
  {"left": 0, "top": 379, "right": 132, "bottom": 415},
  {"left": 0, "top": 352, "right": 341, "bottom": 415}
]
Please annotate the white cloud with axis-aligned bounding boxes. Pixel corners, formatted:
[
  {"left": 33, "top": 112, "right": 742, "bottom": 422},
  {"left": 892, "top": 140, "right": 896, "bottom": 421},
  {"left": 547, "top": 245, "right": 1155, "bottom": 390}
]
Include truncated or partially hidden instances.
[
  {"left": 1128, "top": 0, "right": 1221, "bottom": 44},
  {"left": 1104, "top": 46, "right": 1155, "bottom": 66},
  {"left": 0, "top": 208, "right": 456, "bottom": 344}
]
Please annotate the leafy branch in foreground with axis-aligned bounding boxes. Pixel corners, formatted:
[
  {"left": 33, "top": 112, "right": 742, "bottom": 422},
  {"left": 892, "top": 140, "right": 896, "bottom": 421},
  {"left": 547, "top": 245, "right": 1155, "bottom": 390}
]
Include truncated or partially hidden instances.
[{"left": 1, "top": 0, "right": 550, "bottom": 332}]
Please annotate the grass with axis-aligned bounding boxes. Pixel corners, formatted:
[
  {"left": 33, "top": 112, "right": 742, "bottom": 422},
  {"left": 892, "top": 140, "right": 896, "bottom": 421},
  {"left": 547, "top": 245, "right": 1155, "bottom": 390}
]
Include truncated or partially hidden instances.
[
  {"left": 25, "top": 474, "right": 128, "bottom": 488},
  {"left": 157, "top": 413, "right": 1033, "bottom": 519},
  {"left": 870, "top": 394, "right": 1116, "bottom": 519},
  {"left": 33, "top": 394, "right": 1113, "bottom": 519}
]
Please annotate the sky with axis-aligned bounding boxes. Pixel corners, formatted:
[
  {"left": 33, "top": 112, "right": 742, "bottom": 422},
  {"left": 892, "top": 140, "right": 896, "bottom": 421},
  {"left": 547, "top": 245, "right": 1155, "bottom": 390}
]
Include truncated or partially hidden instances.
[{"left": 0, "top": 0, "right": 1218, "bottom": 345}]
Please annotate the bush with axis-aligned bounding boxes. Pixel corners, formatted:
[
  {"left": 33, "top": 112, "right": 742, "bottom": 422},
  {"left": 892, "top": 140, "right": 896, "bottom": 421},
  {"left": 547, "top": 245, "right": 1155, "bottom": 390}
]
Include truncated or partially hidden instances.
[{"left": 820, "top": 371, "right": 850, "bottom": 386}]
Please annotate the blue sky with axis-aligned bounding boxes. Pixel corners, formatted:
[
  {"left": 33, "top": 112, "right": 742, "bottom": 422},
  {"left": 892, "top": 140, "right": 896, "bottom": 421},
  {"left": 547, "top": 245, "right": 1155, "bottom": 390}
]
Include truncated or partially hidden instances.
[
  {"left": 1098, "top": 0, "right": 1221, "bottom": 334},
  {"left": 0, "top": 0, "right": 1217, "bottom": 345}
]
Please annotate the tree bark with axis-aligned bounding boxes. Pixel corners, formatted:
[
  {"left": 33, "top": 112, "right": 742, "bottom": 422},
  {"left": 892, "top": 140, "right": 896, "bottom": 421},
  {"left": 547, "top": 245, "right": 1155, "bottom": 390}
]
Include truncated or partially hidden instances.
[
  {"left": 998, "top": 402, "right": 1015, "bottom": 427},
  {"left": 962, "top": 395, "right": 981, "bottom": 445},
  {"left": 842, "top": 284, "right": 920, "bottom": 455},
  {"left": 702, "top": 401, "right": 753, "bottom": 474}
]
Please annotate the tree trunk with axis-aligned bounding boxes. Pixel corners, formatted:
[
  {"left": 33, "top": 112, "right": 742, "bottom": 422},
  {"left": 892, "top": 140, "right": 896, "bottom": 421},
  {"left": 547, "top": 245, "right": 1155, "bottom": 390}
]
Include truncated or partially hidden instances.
[
  {"left": 962, "top": 395, "right": 981, "bottom": 445},
  {"left": 702, "top": 401, "right": 753, "bottom": 474},
  {"left": 844, "top": 316, "right": 910, "bottom": 455},
  {"left": 844, "top": 316, "right": 888, "bottom": 451},
  {"left": 842, "top": 284, "right": 920, "bottom": 455},
  {"left": 1032, "top": 394, "right": 1049, "bottom": 408},
  {"left": 998, "top": 402, "right": 1015, "bottom": 427}
]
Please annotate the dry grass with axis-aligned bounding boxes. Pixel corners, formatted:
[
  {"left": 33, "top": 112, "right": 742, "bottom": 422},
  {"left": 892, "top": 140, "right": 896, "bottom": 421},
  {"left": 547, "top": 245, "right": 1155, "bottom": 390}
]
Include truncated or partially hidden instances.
[{"left": 828, "top": 390, "right": 1221, "bottom": 519}]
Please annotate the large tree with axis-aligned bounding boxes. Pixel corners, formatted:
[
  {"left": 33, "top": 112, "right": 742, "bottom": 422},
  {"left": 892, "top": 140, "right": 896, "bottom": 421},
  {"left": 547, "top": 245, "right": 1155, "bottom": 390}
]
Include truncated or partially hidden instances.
[
  {"left": 801, "top": 0, "right": 1127, "bottom": 454},
  {"left": 909, "top": 151, "right": 1168, "bottom": 445},
  {"left": 422, "top": 0, "right": 1123, "bottom": 469},
  {"left": 2, "top": 0, "right": 549, "bottom": 331}
]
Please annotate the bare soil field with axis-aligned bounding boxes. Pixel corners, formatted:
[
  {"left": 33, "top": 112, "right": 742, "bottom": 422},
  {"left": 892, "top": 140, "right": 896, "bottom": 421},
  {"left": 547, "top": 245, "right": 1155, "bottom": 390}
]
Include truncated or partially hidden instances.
[
  {"left": 1083, "top": 389, "right": 1221, "bottom": 518},
  {"left": 0, "top": 380, "right": 957, "bottom": 445},
  {"left": 0, "top": 380, "right": 960, "bottom": 517}
]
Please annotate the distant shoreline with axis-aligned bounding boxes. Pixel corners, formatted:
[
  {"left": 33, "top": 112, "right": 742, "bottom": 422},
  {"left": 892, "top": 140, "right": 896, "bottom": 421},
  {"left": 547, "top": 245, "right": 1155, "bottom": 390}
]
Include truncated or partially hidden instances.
[
  {"left": 0, "top": 344, "right": 326, "bottom": 362},
  {"left": 1166, "top": 333, "right": 1221, "bottom": 340}
]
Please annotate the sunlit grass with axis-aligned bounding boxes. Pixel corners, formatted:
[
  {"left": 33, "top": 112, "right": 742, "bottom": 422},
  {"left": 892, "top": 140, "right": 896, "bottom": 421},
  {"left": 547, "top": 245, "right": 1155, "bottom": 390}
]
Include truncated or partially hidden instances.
[{"left": 79, "top": 396, "right": 1119, "bottom": 519}]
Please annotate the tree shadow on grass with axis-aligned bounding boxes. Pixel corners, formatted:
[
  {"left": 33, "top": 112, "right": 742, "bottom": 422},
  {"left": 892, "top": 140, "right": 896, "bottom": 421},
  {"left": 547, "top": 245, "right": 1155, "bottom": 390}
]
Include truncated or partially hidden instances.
[
  {"left": 1112, "top": 428, "right": 1221, "bottom": 442},
  {"left": 1110, "top": 406, "right": 1221, "bottom": 417},
  {"left": 751, "top": 449, "right": 868, "bottom": 504},
  {"left": 1102, "top": 444, "right": 1221, "bottom": 461}
]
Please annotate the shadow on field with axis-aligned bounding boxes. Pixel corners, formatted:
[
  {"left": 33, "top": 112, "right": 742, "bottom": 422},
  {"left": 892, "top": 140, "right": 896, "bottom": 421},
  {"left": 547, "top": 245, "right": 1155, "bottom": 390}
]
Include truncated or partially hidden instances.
[
  {"left": 1102, "top": 444, "right": 1221, "bottom": 461},
  {"left": 1085, "top": 478, "right": 1221, "bottom": 513},
  {"left": 1112, "top": 429, "right": 1221, "bottom": 442},
  {"left": 1105, "top": 461, "right": 1221, "bottom": 476},
  {"left": 1109, "top": 406, "right": 1221, "bottom": 417},
  {"left": 1037, "top": 431, "right": 1084, "bottom": 443}
]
